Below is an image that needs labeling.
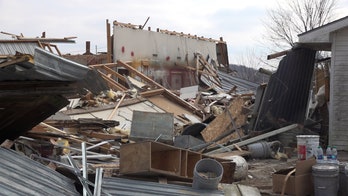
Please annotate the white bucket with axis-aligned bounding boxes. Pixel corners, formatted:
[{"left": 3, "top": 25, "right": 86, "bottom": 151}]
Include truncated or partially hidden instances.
[{"left": 296, "top": 135, "right": 319, "bottom": 160}]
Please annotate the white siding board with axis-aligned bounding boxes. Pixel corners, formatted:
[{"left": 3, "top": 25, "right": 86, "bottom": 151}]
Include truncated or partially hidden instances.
[{"left": 330, "top": 27, "right": 348, "bottom": 150}]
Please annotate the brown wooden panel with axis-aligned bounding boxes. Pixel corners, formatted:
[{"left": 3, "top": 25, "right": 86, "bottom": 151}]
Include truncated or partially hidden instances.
[
  {"left": 201, "top": 96, "right": 247, "bottom": 143},
  {"left": 120, "top": 142, "right": 151, "bottom": 174}
]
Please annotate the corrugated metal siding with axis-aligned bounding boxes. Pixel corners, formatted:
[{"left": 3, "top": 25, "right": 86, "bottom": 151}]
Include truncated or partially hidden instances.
[
  {"left": 101, "top": 177, "right": 224, "bottom": 196},
  {"left": 255, "top": 47, "right": 316, "bottom": 131},
  {"left": 330, "top": 27, "right": 348, "bottom": 150},
  {"left": 0, "top": 147, "right": 79, "bottom": 195},
  {"left": 0, "top": 42, "right": 38, "bottom": 55}
]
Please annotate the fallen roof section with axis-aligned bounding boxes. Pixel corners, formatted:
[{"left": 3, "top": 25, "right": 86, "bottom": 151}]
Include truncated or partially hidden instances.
[
  {"left": 0, "top": 81, "right": 71, "bottom": 143},
  {"left": 0, "top": 147, "right": 80, "bottom": 195},
  {"left": 0, "top": 47, "right": 90, "bottom": 81},
  {"left": 253, "top": 47, "right": 316, "bottom": 131}
]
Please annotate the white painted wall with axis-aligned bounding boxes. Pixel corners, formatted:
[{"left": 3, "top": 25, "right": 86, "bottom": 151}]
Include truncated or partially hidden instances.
[
  {"left": 329, "top": 27, "right": 348, "bottom": 150},
  {"left": 113, "top": 25, "right": 218, "bottom": 67}
]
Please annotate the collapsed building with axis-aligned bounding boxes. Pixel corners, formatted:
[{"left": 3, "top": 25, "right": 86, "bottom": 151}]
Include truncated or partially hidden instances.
[{"left": 0, "top": 15, "right": 348, "bottom": 195}]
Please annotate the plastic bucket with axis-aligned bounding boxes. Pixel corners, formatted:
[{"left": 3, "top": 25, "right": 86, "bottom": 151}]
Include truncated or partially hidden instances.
[
  {"left": 312, "top": 164, "right": 339, "bottom": 196},
  {"left": 192, "top": 158, "right": 223, "bottom": 190},
  {"left": 296, "top": 135, "right": 319, "bottom": 160},
  {"left": 247, "top": 141, "right": 271, "bottom": 159},
  {"left": 338, "top": 162, "right": 348, "bottom": 196}
]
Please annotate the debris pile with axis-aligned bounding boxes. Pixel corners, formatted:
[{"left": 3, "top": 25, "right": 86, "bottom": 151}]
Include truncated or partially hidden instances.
[{"left": 0, "top": 23, "right": 337, "bottom": 196}]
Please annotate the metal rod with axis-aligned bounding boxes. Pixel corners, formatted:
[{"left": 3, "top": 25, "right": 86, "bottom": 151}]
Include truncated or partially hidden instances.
[
  {"left": 67, "top": 154, "right": 93, "bottom": 196},
  {"left": 70, "top": 154, "right": 115, "bottom": 159},
  {"left": 86, "top": 140, "right": 113, "bottom": 151},
  {"left": 82, "top": 142, "right": 88, "bottom": 196},
  {"left": 93, "top": 168, "right": 103, "bottom": 196}
]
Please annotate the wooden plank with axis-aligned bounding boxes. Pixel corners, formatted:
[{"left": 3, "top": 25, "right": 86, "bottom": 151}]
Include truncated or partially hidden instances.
[
  {"left": 117, "top": 60, "right": 162, "bottom": 89},
  {"left": 1, "top": 139, "right": 14, "bottom": 149},
  {"left": 107, "top": 93, "right": 126, "bottom": 120},
  {"left": 201, "top": 96, "right": 247, "bottom": 143},
  {"left": 102, "top": 65, "right": 127, "bottom": 83},
  {"left": 147, "top": 94, "right": 201, "bottom": 121},
  {"left": 205, "top": 124, "right": 299, "bottom": 155},
  {"left": 80, "top": 131, "right": 127, "bottom": 140},
  {"left": 140, "top": 89, "right": 164, "bottom": 97},
  {"left": 97, "top": 70, "right": 128, "bottom": 91},
  {"left": 91, "top": 163, "right": 120, "bottom": 169}
]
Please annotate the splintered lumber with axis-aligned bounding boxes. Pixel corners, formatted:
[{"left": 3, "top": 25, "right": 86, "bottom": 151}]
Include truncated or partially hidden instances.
[
  {"left": 117, "top": 60, "right": 203, "bottom": 117},
  {"left": 201, "top": 96, "right": 248, "bottom": 143},
  {"left": 97, "top": 70, "right": 128, "bottom": 91},
  {"left": 107, "top": 93, "right": 126, "bottom": 120},
  {"left": 205, "top": 124, "right": 299, "bottom": 155}
]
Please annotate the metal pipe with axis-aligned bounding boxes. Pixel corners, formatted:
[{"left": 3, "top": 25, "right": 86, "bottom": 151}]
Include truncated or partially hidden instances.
[
  {"left": 82, "top": 142, "right": 87, "bottom": 196},
  {"left": 93, "top": 168, "right": 103, "bottom": 196},
  {"left": 86, "top": 140, "right": 113, "bottom": 151},
  {"left": 69, "top": 154, "right": 115, "bottom": 159}
]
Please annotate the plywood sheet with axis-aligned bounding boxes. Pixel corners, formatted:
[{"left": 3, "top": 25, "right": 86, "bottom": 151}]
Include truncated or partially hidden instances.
[
  {"left": 147, "top": 94, "right": 201, "bottom": 121},
  {"left": 201, "top": 96, "right": 247, "bottom": 143}
]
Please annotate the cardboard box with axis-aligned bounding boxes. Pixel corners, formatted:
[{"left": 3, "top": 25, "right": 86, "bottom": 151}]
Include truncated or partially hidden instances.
[{"left": 272, "top": 158, "right": 316, "bottom": 196}]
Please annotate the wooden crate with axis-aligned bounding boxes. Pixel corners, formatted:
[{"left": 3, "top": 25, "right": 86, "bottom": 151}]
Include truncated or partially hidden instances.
[
  {"left": 120, "top": 141, "right": 182, "bottom": 177},
  {"left": 120, "top": 141, "right": 235, "bottom": 183}
]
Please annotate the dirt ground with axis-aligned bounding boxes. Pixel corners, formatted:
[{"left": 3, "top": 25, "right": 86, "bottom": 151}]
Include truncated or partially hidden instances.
[
  {"left": 235, "top": 157, "right": 297, "bottom": 195},
  {"left": 232, "top": 150, "right": 348, "bottom": 195}
]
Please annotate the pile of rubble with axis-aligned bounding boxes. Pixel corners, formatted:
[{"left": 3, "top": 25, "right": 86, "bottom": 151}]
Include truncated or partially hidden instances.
[{"left": 0, "top": 34, "right": 329, "bottom": 196}]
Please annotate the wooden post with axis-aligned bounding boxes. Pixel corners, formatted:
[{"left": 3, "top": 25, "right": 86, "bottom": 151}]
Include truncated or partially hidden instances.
[{"left": 106, "top": 19, "right": 112, "bottom": 63}]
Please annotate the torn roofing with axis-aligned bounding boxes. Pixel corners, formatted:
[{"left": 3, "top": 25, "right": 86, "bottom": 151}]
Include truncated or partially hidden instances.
[
  {"left": 0, "top": 81, "right": 70, "bottom": 143},
  {"left": 102, "top": 177, "right": 224, "bottom": 196},
  {"left": 0, "top": 41, "right": 39, "bottom": 56},
  {"left": 0, "top": 47, "right": 89, "bottom": 81},
  {"left": 254, "top": 47, "right": 316, "bottom": 131},
  {"left": 0, "top": 147, "right": 79, "bottom": 195}
]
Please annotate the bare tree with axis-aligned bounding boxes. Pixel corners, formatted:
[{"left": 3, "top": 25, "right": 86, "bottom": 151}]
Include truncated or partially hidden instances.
[{"left": 263, "top": 0, "right": 337, "bottom": 51}]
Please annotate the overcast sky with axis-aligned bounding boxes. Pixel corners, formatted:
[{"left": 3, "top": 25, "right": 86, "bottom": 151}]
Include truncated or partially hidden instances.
[{"left": 1, "top": 0, "right": 348, "bottom": 65}]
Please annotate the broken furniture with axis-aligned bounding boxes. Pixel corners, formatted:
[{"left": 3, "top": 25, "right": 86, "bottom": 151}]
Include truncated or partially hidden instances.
[{"left": 119, "top": 141, "right": 235, "bottom": 183}]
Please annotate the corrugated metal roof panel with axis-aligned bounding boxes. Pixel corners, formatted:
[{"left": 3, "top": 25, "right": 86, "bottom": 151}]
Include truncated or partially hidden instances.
[
  {"left": 218, "top": 70, "right": 259, "bottom": 94},
  {"left": 0, "top": 47, "right": 89, "bottom": 81},
  {"left": 102, "top": 177, "right": 224, "bottom": 196},
  {"left": 0, "top": 42, "right": 38, "bottom": 55},
  {"left": 0, "top": 147, "right": 79, "bottom": 195},
  {"left": 255, "top": 47, "right": 316, "bottom": 131}
]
